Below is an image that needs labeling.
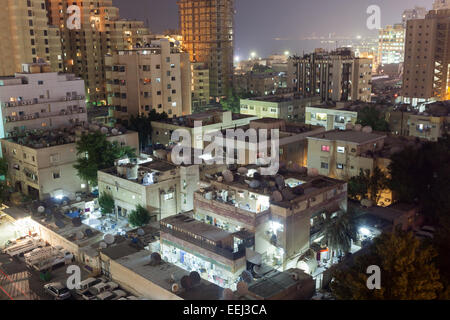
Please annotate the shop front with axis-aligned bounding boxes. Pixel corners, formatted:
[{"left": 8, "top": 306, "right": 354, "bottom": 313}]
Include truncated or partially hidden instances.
[{"left": 161, "top": 239, "right": 240, "bottom": 290}]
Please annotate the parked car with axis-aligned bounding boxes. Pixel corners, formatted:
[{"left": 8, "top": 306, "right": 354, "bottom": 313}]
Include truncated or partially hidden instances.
[
  {"left": 76, "top": 277, "right": 105, "bottom": 295},
  {"left": 97, "top": 291, "right": 116, "bottom": 300},
  {"left": 111, "top": 290, "right": 127, "bottom": 300},
  {"left": 82, "top": 281, "right": 119, "bottom": 300},
  {"left": 44, "top": 282, "right": 71, "bottom": 300}
]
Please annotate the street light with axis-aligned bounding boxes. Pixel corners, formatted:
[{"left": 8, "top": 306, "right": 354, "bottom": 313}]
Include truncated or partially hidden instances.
[{"left": 250, "top": 52, "right": 257, "bottom": 59}]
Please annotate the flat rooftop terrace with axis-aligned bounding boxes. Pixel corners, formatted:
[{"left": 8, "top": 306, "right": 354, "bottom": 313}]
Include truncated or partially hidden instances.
[
  {"left": 308, "top": 129, "right": 386, "bottom": 144},
  {"left": 114, "top": 250, "right": 223, "bottom": 300}
]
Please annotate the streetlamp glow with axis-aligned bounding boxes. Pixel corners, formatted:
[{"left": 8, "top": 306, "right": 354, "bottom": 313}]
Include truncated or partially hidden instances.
[
  {"left": 284, "top": 51, "right": 290, "bottom": 56},
  {"left": 250, "top": 51, "right": 257, "bottom": 59}
]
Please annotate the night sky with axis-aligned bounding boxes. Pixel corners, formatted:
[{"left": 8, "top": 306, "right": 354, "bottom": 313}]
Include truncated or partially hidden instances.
[{"left": 113, "top": 0, "right": 432, "bottom": 57}]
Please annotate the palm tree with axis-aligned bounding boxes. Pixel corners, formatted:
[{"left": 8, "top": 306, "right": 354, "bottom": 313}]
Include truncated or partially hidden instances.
[{"left": 322, "top": 208, "right": 358, "bottom": 265}]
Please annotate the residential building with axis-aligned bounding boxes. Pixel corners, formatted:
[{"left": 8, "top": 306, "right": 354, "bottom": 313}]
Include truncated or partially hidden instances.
[
  {"left": 0, "top": 0, "right": 63, "bottom": 76},
  {"left": 0, "top": 63, "right": 88, "bottom": 140},
  {"left": 105, "top": 38, "right": 192, "bottom": 124},
  {"left": 233, "top": 70, "right": 286, "bottom": 97},
  {"left": 191, "top": 62, "right": 210, "bottom": 111},
  {"left": 240, "top": 94, "right": 322, "bottom": 122},
  {"left": 178, "top": 0, "right": 235, "bottom": 98},
  {"left": 306, "top": 128, "right": 421, "bottom": 206},
  {"left": 46, "top": 0, "right": 150, "bottom": 104},
  {"left": 407, "top": 101, "right": 450, "bottom": 141},
  {"left": 191, "top": 166, "right": 347, "bottom": 274},
  {"left": 1, "top": 125, "right": 139, "bottom": 200},
  {"left": 433, "top": 0, "right": 450, "bottom": 10},
  {"left": 402, "top": 9, "right": 450, "bottom": 105},
  {"left": 376, "top": 24, "right": 405, "bottom": 72},
  {"left": 243, "top": 268, "right": 315, "bottom": 300},
  {"left": 287, "top": 48, "right": 373, "bottom": 103},
  {"left": 206, "top": 118, "right": 325, "bottom": 167},
  {"left": 402, "top": 7, "right": 427, "bottom": 27},
  {"left": 151, "top": 110, "right": 258, "bottom": 149},
  {"left": 98, "top": 157, "right": 200, "bottom": 221},
  {"left": 160, "top": 213, "right": 248, "bottom": 290},
  {"left": 305, "top": 102, "right": 359, "bottom": 131},
  {"left": 100, "top": 248, "right": 223, "bottom": 300}
]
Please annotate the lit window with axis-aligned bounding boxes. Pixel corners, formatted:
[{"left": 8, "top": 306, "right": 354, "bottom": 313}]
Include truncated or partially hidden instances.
[
  {"left": 321, "top": 145, "right": 330, "bottom": 152},
  {"left": 337, "top": 146, "right": 345, "bottom": 153},
  {"left": 164, "top": 193, "right": 174, "bottom": 200}
]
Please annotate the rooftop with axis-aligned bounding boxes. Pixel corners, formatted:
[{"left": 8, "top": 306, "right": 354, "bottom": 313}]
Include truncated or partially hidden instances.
[
  {"left": 152, "top": 109, "right": 255, "bottom": 128},
  {"left": 247, "top": 268, "right": 312, "bottom": 299},
  {"left": 199, "top": 164, "right": 346, "bottom": 209},
  {"left": 308, "top": 129, "right": 386, "bottom": 144},
  {"left": 161, "top": 213, "right": 232, "bottom": 243},
  {"left": 2, "top": 124, "right": 133, "bottom": 149},
  {"left": 114, "top": 250, "right": 223, "bottom": 300}
]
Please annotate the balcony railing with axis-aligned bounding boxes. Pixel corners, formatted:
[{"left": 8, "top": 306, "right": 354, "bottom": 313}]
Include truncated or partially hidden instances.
[{"left": 160, "top": 224, "right": 246, "bottom": 261}]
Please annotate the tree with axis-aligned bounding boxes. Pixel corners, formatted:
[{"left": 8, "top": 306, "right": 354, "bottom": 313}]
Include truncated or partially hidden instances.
[
  {"left": 0, "top": 157, "right": 8, "bottom": 177},
  {"left": 388, "top": 135, "right": 450, "bottom": 222},
  {"left": 127, "top": 110, "right": 168, "bottom": 150},
  {"left": 347, "top": 168, "right": 388, "bottom": 203},
  {"left": 0, "top": 157, "right": 9, "bottom": 203},
  {"left": 322, "top": 209, "right": 358, "bottom": 261},
  {"left": 367, "top": 167, "right": 389, "bottom": 204},
  {"left": 356, "top": 106, "right": 390, "bottom": 132},
  {"left": 128, "top": 205, "right": 151, "bottom": 227},
  {"left": 74, "top": 131, "right": 137, "bottom": 186},
  {"left": 98, "top": 192, "right": 115, "bottom": 216},
  {"left": 348, "top": 170, "right": 369, "bottom": 200},
  {"left": 331, "top": 229, "right": 444, "bottom": 300}
]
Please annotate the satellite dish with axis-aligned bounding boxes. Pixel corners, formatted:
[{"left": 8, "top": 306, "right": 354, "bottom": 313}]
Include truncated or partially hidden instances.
[
  {"left": 104, "top": 234, "right": 115, "bottom": 244},
  {"left": 189, "top": 271, "right": 201, "bottom": 285},
  {"left": 137, "top": 228, "right": 145, "bottom": 236},
  {"left": 101, "top": 127, "right": 109, "bottom": 134},
  {"left": 272, "top": 190, "right": 283, "bottom": 202},
  {"left": 38, "top": 206, "right": 45, "bottom": 213},
  {"left": 275, "top": 175, "right": 285, "bottom": 189},
  {"left": 180, "top": 276, "right": 192, "bottom": 290},
  {"left": 236, "top": 282, "right": 249, "bottom": 296},
  {"left": 55, "top": 219, "right": 65, "bottom": 228},
  {"left": 171, "top": 283, "right": 179, "bottom": 293},
  {"left": 345, "top": 123, "right": 354, "bottom": 130},
  {"left": 76, "top": 231, "right": 84, "bottom": 240},
  {"left": 237, "top": 167, "right": 248, "bottom": 175},
  {"left": 222, "top": 288, "right": 234, "bottom": 300},
  {"left": 217, "top": 176, "right": 223, "bottom": 182},
  {"left": 112, "top": 128, "right": 119, "bottom": 135},
  {"left": 85, "top": 229, "right": 94, "bottom": 237},
  {"left": 150, "top": 252, "right": 161, "bottom": 265},
  {"left": 222, "top": 170, "right": 234, "bottom": 183},
  {"left": 362, "top": 126, "right": 373, "bottom": 133},
  {"left": 76, "top": 197, "right": 82, "bottom": 202},
  {"left": 354, "top": 124, "right": 362, "bottom": 132},
  {"left": 249, "top": 180, "right": 261, "bottom": 189},
  {"left": 281, "top": 188, "right": 296, "bottom": 201},
  {"left": 72, "top": 217, "right": 82, "bottom": 227},
  {"left": 253, "top": 265, "right": 263, "bottom": 275},
  {"left": 241, "top": 270, "right": 253, "bottom": 284},
  {"left": 99, "top": 242, "right": 107, "bottom": 249}
]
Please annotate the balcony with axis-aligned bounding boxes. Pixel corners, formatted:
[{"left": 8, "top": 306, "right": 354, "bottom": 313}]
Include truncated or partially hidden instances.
[{"left": 160, "top": 224, "right": 246, "bottom": 261}]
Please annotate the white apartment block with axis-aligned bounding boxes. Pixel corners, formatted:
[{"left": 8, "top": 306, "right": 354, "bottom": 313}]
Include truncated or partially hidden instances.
[
  {"left": 1, "top": 126, "right": 139, "bottom": 201},
  {"left": 106, "top": 38, "right": 191, "bottom": 125},
  {"left": 0, "top": 63, "right": 87, "bottom": 139}
]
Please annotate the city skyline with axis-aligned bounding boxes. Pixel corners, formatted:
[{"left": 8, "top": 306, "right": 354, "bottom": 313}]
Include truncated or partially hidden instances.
[{"left": 113, "top": 0, "right": 432, "bottom": 57}]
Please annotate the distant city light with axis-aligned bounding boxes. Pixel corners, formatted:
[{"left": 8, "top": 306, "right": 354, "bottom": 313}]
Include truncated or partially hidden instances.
[
  {"left": 284, "top": 51, "right": 290, "bottom": 56},
  {"left": 250, "top": 51, "right": 257, "bottom": 59},
  {"left": 234, "top": 55, "right": 240, "bottom": 62}
]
